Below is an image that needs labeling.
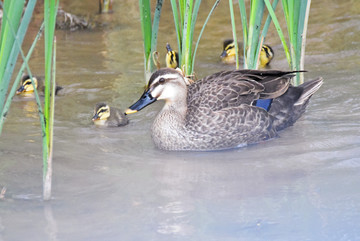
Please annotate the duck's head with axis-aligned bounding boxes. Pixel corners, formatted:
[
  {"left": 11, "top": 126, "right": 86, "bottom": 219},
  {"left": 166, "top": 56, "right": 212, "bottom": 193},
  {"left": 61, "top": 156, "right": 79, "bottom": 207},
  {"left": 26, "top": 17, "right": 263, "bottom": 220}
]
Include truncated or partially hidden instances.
[
  {"left": 259, "top": 44, "right": 274, "bottom": 67},
  {"left": 16, "top": 75, "right": 38, "bottom": 95},
  {"left": 165, "top": 43, "right": 179, "bottom": 69},
  {"left": 92, "top": 103, "right": 111, "bottom": 125},
  {"left": 126, "top": 68, "right": 187, "bottom": 114},
  {"left": 220, "top": 39, "right": 237, "bottom": 64}
]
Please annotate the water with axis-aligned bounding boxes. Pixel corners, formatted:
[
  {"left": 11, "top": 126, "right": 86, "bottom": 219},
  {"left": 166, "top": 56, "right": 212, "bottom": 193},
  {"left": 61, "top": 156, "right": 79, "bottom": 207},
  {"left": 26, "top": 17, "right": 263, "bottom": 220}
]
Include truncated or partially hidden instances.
[{"left": 1, "top": 0, "right": 360, "bottom": 240}]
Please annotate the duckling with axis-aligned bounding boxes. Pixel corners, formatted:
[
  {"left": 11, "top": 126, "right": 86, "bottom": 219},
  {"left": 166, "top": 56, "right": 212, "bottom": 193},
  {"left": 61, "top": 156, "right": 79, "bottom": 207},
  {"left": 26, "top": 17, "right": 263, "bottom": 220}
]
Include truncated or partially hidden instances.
[
  {"left": 126, "top": 68, "right": 323, "bottom": 151},
  {"left": 259, "top": 44, "right": 274, "bottom": 68},
  {"left": 165, "top": 43, "right": 179, "bottom": 69},
  {"left": 220, "top": 39, "right": 243, "bottom": 65},
  {"left": 220, "top": 39, "right": 274, "bottom": 67},
  {"left": 16, "top": 75, "right": 63, "bottom": 97},
  {"left": 92, "top": 102, "right": 128, "bottom": 127}
]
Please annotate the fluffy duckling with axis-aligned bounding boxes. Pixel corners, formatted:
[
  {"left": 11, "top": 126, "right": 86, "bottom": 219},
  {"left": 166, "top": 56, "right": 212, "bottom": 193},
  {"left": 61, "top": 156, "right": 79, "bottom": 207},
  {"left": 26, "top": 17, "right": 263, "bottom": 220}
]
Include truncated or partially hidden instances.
[
  {"left": 16, "top": 75, "right": 63, "bottom": 97},
  {"left": 259, "top": 44, "right": 274, "bottom": 68},
  {"left": 220, "top": 39, "right": 243, "bottom": 64},
  {"left": 220, "top": 39, "right": 274, "bottom": 67},
  {"left": 126, "top": 68, "right": 323, "bottom": 151},
  {"left": 165, "top": 43, "right": 179, "bottom": 69},
  {"left": 92, "top": 103, "right": 128, "bottom": 127}
]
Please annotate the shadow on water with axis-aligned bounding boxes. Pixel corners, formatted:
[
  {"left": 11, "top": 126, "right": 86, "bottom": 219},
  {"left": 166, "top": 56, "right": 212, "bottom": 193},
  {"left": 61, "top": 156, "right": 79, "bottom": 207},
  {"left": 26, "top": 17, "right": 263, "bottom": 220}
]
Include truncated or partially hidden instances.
[{"left": 1, "top": 0, "right": 360, "bottom": 240}]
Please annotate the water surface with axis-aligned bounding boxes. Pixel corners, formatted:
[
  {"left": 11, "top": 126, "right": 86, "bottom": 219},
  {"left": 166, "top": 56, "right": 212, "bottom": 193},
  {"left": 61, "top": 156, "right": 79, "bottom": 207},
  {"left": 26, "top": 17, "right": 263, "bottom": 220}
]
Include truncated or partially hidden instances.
[{"left": 1, "top": 1, "right": 360, "bottom": 240}]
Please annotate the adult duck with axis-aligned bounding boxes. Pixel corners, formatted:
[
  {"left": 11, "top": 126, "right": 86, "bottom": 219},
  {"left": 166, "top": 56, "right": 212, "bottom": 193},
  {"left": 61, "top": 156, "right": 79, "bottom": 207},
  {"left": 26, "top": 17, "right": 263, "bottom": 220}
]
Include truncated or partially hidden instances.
[{"left": 126, "top": 68, "right": 323, "bottom": 151}]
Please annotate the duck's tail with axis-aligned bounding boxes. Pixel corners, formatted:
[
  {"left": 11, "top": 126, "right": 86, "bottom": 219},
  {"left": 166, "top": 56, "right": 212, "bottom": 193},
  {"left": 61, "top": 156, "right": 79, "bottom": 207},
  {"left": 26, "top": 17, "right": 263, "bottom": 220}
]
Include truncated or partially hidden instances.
[
  {"left": 294, "top": 77, "right": 323, "bottom": 106},
  {"left": 269, "top": 77, "right": 323, "bottom": 131}
]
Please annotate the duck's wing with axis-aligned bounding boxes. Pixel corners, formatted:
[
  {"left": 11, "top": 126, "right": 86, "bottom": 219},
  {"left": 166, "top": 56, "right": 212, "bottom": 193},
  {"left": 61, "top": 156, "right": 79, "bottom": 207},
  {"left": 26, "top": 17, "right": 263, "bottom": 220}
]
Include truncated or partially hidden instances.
[
  {"left": 187, "top": 69, "right": 295, "bottom": 113},
  {"left": 231, "top": 69, "right": 295, "bottom": 99}
]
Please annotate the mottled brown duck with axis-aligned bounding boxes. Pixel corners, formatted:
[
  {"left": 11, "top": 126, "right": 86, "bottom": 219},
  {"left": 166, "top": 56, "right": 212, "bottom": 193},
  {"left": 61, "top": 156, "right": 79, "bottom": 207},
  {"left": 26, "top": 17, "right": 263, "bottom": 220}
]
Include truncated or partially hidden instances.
[{"left": 126, "top": 68, "right": 323, "bottom": 151}]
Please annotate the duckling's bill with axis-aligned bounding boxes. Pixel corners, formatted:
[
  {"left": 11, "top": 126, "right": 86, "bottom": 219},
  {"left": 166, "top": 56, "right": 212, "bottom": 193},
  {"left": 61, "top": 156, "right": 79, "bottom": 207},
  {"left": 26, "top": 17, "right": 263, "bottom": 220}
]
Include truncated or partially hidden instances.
[
  {"left": 92, "top": 113, "right": 100, "bottom": 121},
  {"left": 16, "top": 85, "right": 25, "bottom": 95}
]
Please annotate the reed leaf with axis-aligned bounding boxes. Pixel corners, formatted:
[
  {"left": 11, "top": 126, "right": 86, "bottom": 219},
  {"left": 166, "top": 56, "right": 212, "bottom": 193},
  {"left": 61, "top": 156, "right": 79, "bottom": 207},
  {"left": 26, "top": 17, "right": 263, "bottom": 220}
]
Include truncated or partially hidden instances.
[
  {"left": 229, "top": 0, "right": 240, "bottom": 69},
  {"left": 150, "top": 0, "right": 163, "bottom": 71},
  {"left": 299, "top": 0, "right": 311, "bottom": 84},
  {"left": 0, "top": 0, "right": 27, "bottom": 114},
  {"left": 192, "top": 0, "right": 220, "bottom": 72},
  {"left": 43, "top": 0, "right": 59, "bottom": 200},
  {"left": 0, "top": 23, "right": 44, "bottom": 135},
  {"left": 246, "top": 0, "right": 265, "bottom": 69},
  {"left": 169, "top": 0, "right": 182, "bottom": 61},
  {"left": 263, "top": 0, "right": 291, "bottom": 66},
  {"left": 0, "top": 0, "right": 25, "bottom": 78},
  {"left": 139, "top": 0, "right": 152, "bottom": 74},
  {"left": 181, "top": 0, "right": 193, "bottom": 74},
  {"left": 237, "top": 0, "right": 248, "bottom": 65}
]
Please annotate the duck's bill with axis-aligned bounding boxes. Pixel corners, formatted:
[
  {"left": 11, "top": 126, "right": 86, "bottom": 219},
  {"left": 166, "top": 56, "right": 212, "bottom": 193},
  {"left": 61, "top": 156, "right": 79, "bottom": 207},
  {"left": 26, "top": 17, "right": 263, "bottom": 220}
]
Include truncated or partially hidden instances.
[
  {"left": 126, "top": 90, "right": 156, "bottom": 114},
  {"left": 16, "top": 85, "right": 25, "bottom": 95}
]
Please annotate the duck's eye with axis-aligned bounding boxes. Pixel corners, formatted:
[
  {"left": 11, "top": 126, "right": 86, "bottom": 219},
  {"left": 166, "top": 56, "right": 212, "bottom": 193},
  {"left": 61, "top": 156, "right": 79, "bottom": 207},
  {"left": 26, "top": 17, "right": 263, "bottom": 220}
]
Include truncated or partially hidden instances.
[{"left": 159, "top": 78, "right": 165, "bottom": 84}]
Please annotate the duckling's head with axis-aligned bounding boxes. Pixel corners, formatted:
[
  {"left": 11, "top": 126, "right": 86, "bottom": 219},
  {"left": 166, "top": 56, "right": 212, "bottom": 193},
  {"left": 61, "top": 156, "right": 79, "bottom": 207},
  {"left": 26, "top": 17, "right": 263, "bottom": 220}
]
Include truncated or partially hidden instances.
[
  {"left": 259, "top": 44, "right": 274, "bottom": 67},
  {"left": 92, "top": 103, "right": 111, "bottom": 125},
  {"left": 220, "top": 39, "right": 237, "bottom": 64},
  {"left": 16, "top": 75, "right": 38, "bottom": 95},
  {"left": 126, "top": 68, "right": 187, "bottom": 114},
  {"left": 165, "top": 43, "right": 179, "bottom": 69}
]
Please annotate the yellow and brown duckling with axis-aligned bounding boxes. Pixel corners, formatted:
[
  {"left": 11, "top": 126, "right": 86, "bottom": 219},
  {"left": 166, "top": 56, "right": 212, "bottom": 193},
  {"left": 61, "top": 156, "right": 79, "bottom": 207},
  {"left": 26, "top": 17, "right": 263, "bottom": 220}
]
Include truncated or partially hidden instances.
[
  {"left": 165, "top": 43, "right": 179, "bottom": 69},
  {"left": 92, "top": 103, "right": 128, "bottom": 127},
  {"left": 126, "top": 68, "right": 323, "bottom": 151},
  {"left": 259, "top": 44, "right": 274, "bottom": 68},
  {"left": 220, "top": 39, "right": 274, "bottom": 68},
  {"left": 220, "top": 39, "right": 243, "bottom": 65},
  {"left": 16, "top": 75, "right": 63, "bottom": 97}
]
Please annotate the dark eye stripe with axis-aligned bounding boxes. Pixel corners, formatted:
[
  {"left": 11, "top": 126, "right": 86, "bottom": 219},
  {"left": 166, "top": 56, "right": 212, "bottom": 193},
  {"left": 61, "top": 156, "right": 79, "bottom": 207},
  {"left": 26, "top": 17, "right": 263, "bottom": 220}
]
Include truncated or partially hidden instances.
[
  {"left": 225, "top": 44, "right": 234, "bottom": 51},
  {"left": 263, "top": 46, "right": 271, "bottom": 57},
  {"left": 97, "top": 107, "right": 108, "bottom": 114}
]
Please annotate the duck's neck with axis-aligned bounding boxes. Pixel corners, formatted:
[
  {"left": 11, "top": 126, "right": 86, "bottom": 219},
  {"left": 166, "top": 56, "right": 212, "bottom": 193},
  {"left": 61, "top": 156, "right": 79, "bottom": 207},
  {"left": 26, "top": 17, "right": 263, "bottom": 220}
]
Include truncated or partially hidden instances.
[{"left": 151, "top": 93, "right": 189, "bottom": 150}]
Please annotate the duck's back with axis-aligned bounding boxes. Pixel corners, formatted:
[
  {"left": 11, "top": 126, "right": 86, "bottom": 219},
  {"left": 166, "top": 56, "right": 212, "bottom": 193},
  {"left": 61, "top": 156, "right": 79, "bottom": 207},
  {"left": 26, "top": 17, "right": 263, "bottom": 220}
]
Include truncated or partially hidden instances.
[{"left": 187, "top": 69, "right": 294, "bottom": 114}]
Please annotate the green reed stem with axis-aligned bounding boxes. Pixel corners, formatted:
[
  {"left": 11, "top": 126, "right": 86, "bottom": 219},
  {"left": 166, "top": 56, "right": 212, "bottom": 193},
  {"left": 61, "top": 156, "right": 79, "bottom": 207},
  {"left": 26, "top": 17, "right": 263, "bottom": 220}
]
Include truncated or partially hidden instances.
[
  {"left": 299, "top": 0, "right": 311, "bottom": 84},
  {"left": 170, "top": 0, "right": 182, "bottom": 61},
  {"left": 139, "top": 0, "right": 152, "bottom": 79},
  {"left": 246, "top": 0, "right": 265, "bottom": 69},
  {"left": 192, "top": 0, "right": 220, "bottom": 72},
  {"left": 150, "top": 0, "right": 163, "bottom": 69},
  {"left": 0, "top": 23, "right": 44, "bottom": 135},
  {"left": 43, "top": 0, "right": 59, "bottom": 200},
  {"left": 237, "top": 0, "right": 248, "bottom": 68},
  {"left": 181, "top": 0, "right": 193, "bottom": 74},
  {"left": 139, "top": 0, "right": 162, "bottom": 83},
  {"left": 263, "top": 0, "right": 291, "bottom": 66},
  {"left": 43, "top": 37, "right": 57, "bottom": 201},
  {"left": 0, "top": 0, "right": 32, "bottom": 115},
  {"left": 229, "top": 0, "right": 240, "bottom": 69},
  {"left": 0, "top": 0, "right": 25, "bottom": 81}
]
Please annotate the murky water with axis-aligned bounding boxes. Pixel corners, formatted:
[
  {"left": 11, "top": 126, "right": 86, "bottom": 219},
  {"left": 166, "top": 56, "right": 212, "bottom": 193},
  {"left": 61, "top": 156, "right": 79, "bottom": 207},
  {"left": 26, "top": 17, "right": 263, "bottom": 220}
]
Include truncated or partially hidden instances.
[{"left": 1, "top": 0, "right": 360, "bottom": 240}]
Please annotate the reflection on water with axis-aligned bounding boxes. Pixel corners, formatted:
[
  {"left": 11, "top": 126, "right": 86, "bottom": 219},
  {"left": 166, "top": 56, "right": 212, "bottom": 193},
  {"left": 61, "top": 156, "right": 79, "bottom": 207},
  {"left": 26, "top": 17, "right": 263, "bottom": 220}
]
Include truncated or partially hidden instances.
[{"left": 1, "top": 0, "right": 360, "bottom": 240}]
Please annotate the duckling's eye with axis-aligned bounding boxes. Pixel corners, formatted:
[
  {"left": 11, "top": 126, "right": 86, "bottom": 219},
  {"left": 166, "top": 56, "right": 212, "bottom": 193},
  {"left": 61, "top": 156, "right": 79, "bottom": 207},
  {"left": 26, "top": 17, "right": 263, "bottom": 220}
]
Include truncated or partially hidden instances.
[{"left": 159, "top": 78, "right": 165, "bottom": 84}]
